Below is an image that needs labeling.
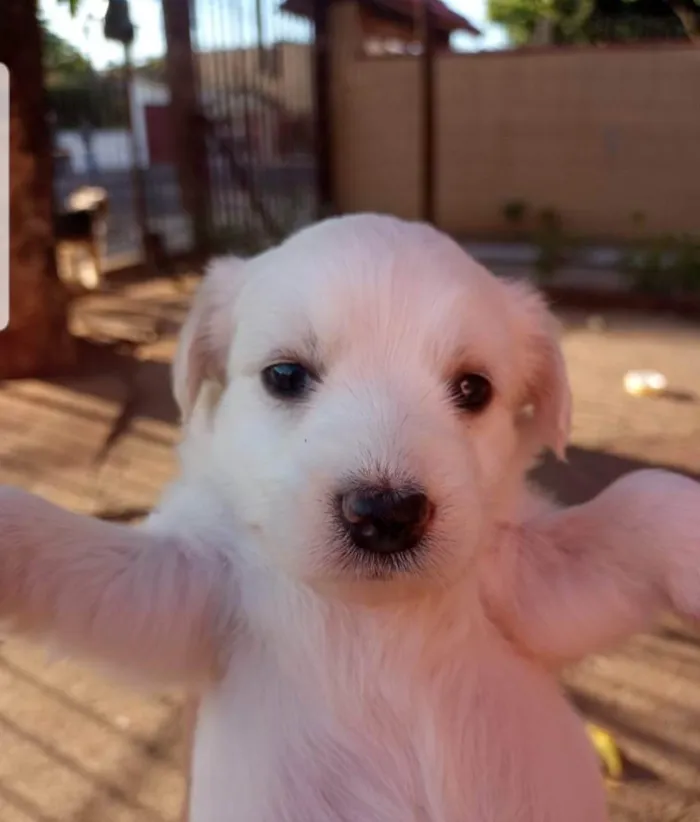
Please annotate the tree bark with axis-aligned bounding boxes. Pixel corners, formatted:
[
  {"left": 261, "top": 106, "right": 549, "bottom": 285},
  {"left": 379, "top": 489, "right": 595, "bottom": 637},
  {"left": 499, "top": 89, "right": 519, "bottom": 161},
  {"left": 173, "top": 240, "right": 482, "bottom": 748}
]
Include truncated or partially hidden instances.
[{"left": 0, "top": 0, "right": 77, "bottom": 379}]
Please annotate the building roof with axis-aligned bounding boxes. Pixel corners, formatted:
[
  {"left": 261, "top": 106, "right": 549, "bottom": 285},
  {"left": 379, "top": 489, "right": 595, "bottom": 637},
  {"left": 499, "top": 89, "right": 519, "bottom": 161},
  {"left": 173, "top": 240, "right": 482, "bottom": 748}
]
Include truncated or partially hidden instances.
[{"left": 280, "top": 0, "right": 481, "bottom": 36}]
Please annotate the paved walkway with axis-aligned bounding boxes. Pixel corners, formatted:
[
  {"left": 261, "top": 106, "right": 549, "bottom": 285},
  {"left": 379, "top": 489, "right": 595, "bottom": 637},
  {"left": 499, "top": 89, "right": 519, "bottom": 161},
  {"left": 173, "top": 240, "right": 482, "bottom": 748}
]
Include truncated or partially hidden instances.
[{"left": 0, "top": 278, "right": 698, "bottom": 822}]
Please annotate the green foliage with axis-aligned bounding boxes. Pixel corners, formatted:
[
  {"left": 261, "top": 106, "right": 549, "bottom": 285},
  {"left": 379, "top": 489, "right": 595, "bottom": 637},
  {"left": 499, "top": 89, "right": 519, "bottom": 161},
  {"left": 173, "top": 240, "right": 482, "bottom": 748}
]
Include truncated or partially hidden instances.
[
  {"left": 488, "top": 0, "right": 544, "bottom": 45},
  {"left": 674, "top": 236, "right": 700, "bottom": 293},
  {"left": 488, "top": 0, "right": 699, "bottom": 45},
  {"left": 47, "top": 76, "right": 129, "bottom": 129},
  {"left": 57, "top": 0, "right": 136, "bottom": 43},
  {"left": 533, "top": 207, "right": 568, "bottom": 280},
  {"left": 137, "top": 57, "right": 166, "bottom": 82},
  {"left": 502, "top": 199, "right": 528, "bottom": 224},
  {"left": 489, "top": 0, "right": 595, "bottom": 46},
  {"left": 43, "top": 0, "right": 93, "bottom": 84},
  {"left": 624, "top": 231, "right": 700, "bottom": 295},
  {"left": 500, "top": 201, "right": 570, "bottom": 280},
  {"left": 41, "top": 4, "right": 133, "bottom": 129},
  {"left": 41, "top": 21, "right": 94, "bottom": 86}
]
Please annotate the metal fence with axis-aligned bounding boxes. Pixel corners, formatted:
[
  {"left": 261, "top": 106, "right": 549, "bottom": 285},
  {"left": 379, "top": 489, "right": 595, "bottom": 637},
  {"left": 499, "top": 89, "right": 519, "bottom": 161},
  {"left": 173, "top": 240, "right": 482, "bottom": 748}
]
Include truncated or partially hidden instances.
[
  {"left": 46, "top": 0, "right": 320, "bottom": 280},
  {"left": 47, "top": 0, "right": 193, "bottom": 274},
  {"left": 191, "top": 0, "right": 318, "bottom": 253}
]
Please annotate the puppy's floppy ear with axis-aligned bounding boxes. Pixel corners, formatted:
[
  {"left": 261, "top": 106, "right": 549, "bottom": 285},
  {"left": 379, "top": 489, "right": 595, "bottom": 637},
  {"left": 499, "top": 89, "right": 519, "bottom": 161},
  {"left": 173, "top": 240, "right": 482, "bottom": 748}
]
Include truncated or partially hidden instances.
[
  {"left": 173, "top": 256, "right": 247, "bottom": 422},
  {"left": 500, "top": 278, "right": 571, "bottom": 460}
]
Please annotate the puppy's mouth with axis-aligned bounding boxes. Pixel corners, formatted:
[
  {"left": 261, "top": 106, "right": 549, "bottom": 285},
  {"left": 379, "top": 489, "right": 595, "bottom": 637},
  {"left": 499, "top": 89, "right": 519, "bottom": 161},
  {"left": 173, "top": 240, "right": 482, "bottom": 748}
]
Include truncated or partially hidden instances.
[{"left": 337, "top": 541, "right": 429, "bottom": 580}]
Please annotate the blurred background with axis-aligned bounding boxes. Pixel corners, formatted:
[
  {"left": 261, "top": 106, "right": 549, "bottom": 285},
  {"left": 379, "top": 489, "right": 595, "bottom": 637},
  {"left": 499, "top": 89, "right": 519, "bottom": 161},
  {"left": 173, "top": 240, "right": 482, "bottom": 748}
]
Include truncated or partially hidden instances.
[{"left": 2, "top": 0, "right": 700, "bottom": 819}]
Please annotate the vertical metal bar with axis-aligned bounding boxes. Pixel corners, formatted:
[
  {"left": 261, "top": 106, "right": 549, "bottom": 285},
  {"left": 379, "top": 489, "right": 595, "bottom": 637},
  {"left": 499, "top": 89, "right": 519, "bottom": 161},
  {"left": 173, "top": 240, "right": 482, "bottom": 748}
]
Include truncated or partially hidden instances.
[
  {"left": 162, "top": 0, "right": 211, "bottom": 259},
  {"left": 236, "top": 0, "right": 254, "bottom": 238},
  {"left": 123, "top": 44, "right": 152, "bottom": 263},
  {"left": 312, "top": 0, "right": 333, "bottom": 216},
  {"left": 250, "top": 0, "right": 270, "bottom": 235},
  {"left": 418, "top": 0, "right": 435, "bottom": 224},
  {"left": 197, "top": 0, "right": 227, "bottom": 246},
  {"left": 217, "top": 0, "right": 240, "bottom": 237},
  {"left": 213, "top": 0, "right": 235, "bottom": 235},
  {"left": 255, "top": 0, "right": 265, "bottom": 65}
]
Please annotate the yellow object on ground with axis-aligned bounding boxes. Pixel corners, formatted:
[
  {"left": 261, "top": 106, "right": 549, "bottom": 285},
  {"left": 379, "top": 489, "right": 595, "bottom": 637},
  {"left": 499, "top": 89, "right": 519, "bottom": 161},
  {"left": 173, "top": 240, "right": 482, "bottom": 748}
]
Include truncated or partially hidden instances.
[{"left": 586, "top": 724, "right": 624, "bottom": 781}]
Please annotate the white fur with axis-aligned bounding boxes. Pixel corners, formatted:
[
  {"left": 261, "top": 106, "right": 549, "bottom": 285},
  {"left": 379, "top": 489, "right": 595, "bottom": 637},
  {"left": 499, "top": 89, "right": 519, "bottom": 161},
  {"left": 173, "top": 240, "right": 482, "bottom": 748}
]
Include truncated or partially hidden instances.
[{"left": 0, "top": 214, "right": 698, "bottom": 822}]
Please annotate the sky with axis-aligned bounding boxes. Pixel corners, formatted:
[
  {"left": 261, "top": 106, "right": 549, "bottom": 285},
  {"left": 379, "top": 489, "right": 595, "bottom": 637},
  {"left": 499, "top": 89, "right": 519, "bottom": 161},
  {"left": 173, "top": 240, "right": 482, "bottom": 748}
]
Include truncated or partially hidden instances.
[{"left": 41, "top": 0, "right": 509, "bottom": 70}]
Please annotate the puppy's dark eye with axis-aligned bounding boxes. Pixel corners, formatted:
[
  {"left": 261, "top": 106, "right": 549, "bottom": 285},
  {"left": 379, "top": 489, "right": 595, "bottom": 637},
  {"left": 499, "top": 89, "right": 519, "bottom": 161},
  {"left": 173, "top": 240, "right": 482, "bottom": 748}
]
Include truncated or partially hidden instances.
[
  {"left": 450, "top": 373, "right": 493, "bottom": 413},
  {"left": 262, "top": 362, "right": 314, "bottom": 400}
]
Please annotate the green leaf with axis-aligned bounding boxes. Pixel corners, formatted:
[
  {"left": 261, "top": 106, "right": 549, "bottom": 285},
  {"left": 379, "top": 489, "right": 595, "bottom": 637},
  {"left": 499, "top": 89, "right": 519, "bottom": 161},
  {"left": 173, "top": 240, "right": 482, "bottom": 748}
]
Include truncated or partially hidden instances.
[{"left": 58, "top": 0, "right": 82, "bottom": 17}]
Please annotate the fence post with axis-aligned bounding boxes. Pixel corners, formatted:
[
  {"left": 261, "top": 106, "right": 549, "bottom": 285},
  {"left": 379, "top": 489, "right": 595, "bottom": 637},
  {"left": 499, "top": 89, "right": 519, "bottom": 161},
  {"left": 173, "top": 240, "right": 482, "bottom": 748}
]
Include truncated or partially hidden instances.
[
  {"left": 313, "top": 0, "right": 334, "bottom": 217},
  {"left": 122, "top": 44, "right": 152, "bottom": 264},
  {"left": 418, "top": 0, "right": 435, "bottom": 224},
  {"left": 162, "top": 0, "right": 210, "bottom": 260}
]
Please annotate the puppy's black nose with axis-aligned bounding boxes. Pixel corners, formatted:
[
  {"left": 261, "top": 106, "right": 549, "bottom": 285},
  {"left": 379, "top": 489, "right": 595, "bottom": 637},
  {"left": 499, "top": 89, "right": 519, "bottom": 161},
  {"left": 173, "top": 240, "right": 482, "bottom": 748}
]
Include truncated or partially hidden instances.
[{"left": 339, "top": 487, "right": 433, "bottom": 555}]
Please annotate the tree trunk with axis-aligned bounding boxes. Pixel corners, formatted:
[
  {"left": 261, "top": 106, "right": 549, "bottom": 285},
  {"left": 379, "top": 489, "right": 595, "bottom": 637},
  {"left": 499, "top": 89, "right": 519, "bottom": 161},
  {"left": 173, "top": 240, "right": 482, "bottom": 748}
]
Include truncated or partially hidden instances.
[{"left": 0, "top": 0, "right": 77, "bottom": 379}]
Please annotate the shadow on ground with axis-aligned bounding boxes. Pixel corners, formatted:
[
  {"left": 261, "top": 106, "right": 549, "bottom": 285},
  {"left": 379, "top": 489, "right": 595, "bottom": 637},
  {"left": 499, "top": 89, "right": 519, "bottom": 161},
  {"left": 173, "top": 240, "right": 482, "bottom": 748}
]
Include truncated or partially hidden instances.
[
  {"left": 534, "top": 454, "right": 700, "bottom": 822},
  {"left": 533, "top": 448, "right": 700, "bottom": 505}
]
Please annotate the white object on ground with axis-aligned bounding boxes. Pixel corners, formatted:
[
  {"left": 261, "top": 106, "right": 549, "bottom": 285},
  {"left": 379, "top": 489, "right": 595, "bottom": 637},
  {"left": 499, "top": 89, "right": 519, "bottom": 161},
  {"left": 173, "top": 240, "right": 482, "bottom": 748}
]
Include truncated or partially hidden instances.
[{"left": 624, "top": 370, "right": 668, "bottom": 397}]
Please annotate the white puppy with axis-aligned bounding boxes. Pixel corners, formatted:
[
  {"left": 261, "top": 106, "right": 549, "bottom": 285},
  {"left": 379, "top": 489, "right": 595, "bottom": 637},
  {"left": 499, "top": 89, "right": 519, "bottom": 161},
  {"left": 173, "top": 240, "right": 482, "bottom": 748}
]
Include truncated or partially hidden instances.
[{"left": 0, "top": 214, "right": 699, "bottom": 822}]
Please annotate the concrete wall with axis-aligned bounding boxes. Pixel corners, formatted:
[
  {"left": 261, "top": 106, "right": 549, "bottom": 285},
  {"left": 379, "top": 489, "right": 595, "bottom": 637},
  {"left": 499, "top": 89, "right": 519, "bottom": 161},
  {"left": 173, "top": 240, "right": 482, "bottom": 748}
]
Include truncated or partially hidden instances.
[
  {"left": 331, "top": 4, "right": 700, "bottom": 241},
  {"left": 330, "top": 2, "right": 421, "bottom": 220}
]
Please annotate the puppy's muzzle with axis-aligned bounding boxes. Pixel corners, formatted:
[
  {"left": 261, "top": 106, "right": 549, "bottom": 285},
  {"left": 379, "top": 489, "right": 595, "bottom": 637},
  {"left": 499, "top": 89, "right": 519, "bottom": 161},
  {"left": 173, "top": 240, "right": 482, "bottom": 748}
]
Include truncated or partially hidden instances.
[{"left": 338, "top": 486, "right": 434, "bottom": 556}]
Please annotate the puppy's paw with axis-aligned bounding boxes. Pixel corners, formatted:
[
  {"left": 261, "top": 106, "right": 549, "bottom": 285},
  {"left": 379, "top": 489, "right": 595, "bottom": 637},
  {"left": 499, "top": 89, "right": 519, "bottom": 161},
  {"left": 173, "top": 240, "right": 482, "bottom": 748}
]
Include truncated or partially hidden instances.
[{"left": 593, "top": 469, "right": 700, "bottom": 620}]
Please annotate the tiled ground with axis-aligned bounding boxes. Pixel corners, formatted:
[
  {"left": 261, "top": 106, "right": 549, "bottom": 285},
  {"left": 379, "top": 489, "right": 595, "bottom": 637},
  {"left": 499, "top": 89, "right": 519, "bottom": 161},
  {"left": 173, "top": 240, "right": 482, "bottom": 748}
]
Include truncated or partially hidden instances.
[{"left": 0, "top": 278, "right": 698, "bottom": 822}]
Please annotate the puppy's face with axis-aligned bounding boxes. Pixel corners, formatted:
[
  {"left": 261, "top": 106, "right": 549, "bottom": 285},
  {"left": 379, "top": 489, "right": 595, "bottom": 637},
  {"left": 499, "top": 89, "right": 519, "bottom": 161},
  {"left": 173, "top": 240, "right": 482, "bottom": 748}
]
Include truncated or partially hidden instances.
[{"left": 174, "top": 216, "right": 569, "bottom": 594}]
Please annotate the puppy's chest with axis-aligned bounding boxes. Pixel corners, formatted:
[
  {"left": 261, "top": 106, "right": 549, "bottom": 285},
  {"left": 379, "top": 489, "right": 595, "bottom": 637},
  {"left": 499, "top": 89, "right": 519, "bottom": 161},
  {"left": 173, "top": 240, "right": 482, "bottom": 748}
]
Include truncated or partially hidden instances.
[
  {"left": 194, "top": 656, "right": 464, "bottom": 822},
  {"left": 191, "top": 632, "right": 569, "bottom": 822}
]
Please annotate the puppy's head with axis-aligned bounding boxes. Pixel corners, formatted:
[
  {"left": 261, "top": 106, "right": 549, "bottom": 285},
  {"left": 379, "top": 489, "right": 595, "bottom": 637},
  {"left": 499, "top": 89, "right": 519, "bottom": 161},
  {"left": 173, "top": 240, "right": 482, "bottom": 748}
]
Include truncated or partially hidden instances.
[{"left": 174, "top": 215, "right": 570, "bottom": 595}]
